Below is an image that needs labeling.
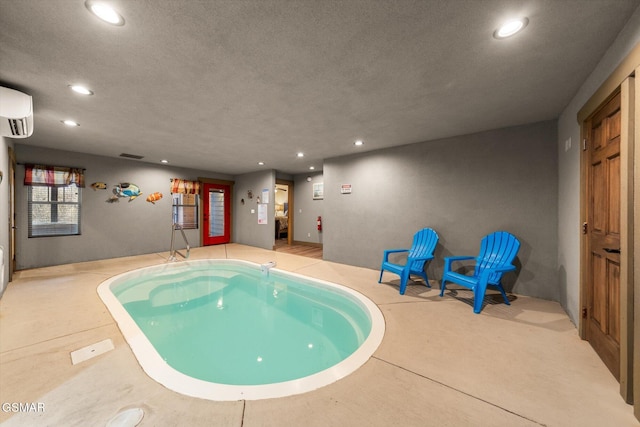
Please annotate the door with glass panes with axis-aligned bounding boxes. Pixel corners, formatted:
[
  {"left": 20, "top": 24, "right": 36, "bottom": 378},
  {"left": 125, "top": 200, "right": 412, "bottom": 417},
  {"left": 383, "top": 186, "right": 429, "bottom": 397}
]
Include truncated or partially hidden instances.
[{"left": 203, "top": 183, "right": 230, "bottom": 245}]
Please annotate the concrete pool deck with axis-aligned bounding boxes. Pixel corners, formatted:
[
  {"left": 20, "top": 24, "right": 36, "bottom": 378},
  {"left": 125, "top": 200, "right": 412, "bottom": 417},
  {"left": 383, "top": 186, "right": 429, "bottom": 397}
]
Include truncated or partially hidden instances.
[{"left": 0, "top": 244, "right": 636, "bottom": 426}]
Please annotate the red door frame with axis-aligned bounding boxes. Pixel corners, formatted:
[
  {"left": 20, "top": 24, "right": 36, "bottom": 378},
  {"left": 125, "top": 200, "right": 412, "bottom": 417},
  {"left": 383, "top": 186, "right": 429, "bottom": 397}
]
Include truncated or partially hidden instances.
[{"left": 202, "top": 182, "right": 231, "bottom": 245}]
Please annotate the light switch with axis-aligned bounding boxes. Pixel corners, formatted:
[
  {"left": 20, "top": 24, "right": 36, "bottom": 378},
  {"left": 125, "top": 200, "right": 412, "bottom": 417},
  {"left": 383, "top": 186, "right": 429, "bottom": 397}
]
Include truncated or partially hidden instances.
[{"left": 564, "top": 137, "right": 571, "bottom": 152}]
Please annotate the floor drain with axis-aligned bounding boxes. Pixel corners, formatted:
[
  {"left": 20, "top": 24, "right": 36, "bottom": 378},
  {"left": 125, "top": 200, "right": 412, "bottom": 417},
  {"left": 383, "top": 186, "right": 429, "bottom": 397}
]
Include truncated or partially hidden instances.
[{"left": 106, "top": 407, "right": 144, "bottom": 427}]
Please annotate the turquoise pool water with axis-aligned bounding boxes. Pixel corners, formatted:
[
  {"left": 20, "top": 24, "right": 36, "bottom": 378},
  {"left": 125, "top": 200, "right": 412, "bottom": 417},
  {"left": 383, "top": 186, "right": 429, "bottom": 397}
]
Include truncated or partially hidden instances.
[{"left": 98, "top": 259, "right": 385, "bottom": 400}]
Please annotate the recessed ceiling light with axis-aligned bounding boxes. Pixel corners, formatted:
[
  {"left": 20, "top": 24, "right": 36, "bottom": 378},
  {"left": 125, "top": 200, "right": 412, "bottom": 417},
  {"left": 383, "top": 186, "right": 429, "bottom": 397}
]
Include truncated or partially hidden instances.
[
  {"left": 69, "top": 85, "right": 94, "bottom": 95},
  {"left": 309, "top": 166, "right": 315, "bottom": 170},
  {"left": 257, "top": 161, "right": 265, "bottom": 166},
  {"left": 354, "top": 140, "right": 364, "bottom": 146},
  {"left": 160, "top": 159, "right": 169, "bottom": 164},
  {"left": 62, "top": 120, "right": 80, "bottom": 127},
  {"left": 85, "top": 0, "right": 125, "bottom": 26},
  {"left": 297, "top": 152, "right": 304, "bottom": 158},
  {"left": 494, "top": 18, "right": 528, "bottom": 39}
]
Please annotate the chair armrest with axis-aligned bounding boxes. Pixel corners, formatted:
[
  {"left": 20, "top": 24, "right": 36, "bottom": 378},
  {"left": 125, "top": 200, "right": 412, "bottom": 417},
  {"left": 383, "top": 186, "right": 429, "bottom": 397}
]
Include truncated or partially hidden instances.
[
  {"left": 443, "top": 255, "right": 475, "bottom": 272},
  {"left": 382, "top": 249, "right": 408, "bottom": 262}
]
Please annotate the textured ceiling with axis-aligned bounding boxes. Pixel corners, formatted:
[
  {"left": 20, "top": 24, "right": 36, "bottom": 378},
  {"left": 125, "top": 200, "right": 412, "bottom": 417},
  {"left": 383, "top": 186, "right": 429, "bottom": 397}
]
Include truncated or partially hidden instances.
[{"left": 1, "top": 0, "right": 638, "bottom": 175}]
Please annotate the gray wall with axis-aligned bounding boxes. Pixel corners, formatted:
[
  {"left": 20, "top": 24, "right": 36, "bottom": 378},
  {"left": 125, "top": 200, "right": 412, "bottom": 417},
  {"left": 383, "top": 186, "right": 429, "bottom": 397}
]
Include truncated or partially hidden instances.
[
  {"left": 14, "top": 145, "right": 233, "bottom": 269},
  {"left": 557, "top": 9, "right": 640, "bottom": 325},
  {"left": 233, "top": 169, "right": 276, "bottom": 250},
  {"left": 323, "top": 120, "right": 558, "bottom": 301},
  {"left": 0, "top": 136, "right": 12, "bottom": 296},
  {"left": 292, "top": 172, "right": 324, "bottom": 244}
]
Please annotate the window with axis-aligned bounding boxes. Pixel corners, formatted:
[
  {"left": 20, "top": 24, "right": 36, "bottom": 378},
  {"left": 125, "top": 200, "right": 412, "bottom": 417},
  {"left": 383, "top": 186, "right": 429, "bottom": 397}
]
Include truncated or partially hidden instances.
[
  {"left": 170, "top": 178, "right": 200, "bottom": 229},
  {"left": 28, "top": 184, "right": 81, "bottom": 237},
  {"left": 172, "top": 193, "right": 198, "bottom": 229},
  {"left": 24, "top": 163, "right": 84, "bottom": 238}
]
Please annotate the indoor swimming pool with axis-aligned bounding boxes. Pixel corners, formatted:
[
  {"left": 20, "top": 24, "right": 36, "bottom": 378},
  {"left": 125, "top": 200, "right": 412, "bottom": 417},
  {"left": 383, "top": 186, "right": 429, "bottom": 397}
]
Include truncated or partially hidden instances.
[{"left": 97, "top": 259, "right": 385, "bottom": 400}]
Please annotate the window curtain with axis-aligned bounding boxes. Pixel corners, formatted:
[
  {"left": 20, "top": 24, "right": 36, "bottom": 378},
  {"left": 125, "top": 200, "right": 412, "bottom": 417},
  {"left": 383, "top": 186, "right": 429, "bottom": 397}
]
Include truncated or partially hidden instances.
[
  {"left": 170, "top": 178, "right": 200, "bottom": 194},
  {"left": 24, "top": 164, "right": 85, "bottom": 187}
]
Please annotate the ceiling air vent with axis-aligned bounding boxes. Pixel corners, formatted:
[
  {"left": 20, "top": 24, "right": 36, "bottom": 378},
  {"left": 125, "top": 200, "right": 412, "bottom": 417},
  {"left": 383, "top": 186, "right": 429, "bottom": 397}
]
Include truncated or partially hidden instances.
[
  {"left": 119, "top": 153, "right": 144, "bottom": 160},
  {"left": 6, "top": 117, "right": 31, "bottom": 137}
]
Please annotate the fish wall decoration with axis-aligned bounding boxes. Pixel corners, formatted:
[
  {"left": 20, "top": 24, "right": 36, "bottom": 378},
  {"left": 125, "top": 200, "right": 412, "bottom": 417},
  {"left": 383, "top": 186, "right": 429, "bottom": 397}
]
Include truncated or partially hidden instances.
[
  {"left": 91, "top": 182, "right": 107, "bottom": 190},
  {"left": 113, "top": 183, "right": 142, "bottom": 202},
  {"left": 146, "top": 192, "right": 163, "bottom": 204}
]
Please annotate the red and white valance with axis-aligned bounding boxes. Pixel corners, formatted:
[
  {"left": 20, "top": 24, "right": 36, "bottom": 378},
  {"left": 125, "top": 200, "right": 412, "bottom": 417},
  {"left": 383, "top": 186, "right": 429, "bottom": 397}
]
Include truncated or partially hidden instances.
[
  {"left": 170, "top": 178, "right": 200, "bottom": 194},
  {"left": 24, "top": 164, "right": 85, "bottom": 187}
]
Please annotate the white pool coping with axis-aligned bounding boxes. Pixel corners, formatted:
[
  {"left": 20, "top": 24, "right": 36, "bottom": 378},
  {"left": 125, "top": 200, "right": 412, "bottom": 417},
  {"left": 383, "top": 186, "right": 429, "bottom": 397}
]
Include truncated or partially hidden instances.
[{"left": 97, "top": 259, "right": 385, "bottom": 401}]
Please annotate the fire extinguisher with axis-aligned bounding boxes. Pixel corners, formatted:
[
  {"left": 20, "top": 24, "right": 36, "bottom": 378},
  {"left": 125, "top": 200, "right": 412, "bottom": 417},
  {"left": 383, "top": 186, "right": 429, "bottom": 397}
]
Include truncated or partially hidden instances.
[{"left": 317, "top": 216, "right": 322, "bottom": 232}]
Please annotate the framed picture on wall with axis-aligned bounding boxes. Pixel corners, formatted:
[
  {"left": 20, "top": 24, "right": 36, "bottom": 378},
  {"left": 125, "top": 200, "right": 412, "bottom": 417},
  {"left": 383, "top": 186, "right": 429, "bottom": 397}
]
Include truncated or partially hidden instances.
[{"left": 312, "top": 182, "right": 324, "bottom": 200}]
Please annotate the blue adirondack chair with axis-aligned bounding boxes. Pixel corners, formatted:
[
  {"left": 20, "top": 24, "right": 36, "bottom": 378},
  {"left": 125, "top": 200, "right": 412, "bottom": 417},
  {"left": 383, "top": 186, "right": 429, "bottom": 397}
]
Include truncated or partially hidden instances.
[
  {"left": 440, "top": 231, "right": 520, "bottom": 313},
  {"left": 379, "top": 228, "right": 439, "bottom": 295}
]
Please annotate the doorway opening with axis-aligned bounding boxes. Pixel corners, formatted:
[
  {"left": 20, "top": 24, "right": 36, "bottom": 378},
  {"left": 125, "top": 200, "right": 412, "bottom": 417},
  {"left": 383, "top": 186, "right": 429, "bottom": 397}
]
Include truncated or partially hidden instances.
[{"left": 274, "top": 179, "right": 293, "bottom": 247}]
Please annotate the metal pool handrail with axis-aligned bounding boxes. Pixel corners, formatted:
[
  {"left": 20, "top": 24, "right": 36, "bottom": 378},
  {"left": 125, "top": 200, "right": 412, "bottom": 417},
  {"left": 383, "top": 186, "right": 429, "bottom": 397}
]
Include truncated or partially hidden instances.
[{"left": 168, "top": 223, "right": 190, "bottom": 262}]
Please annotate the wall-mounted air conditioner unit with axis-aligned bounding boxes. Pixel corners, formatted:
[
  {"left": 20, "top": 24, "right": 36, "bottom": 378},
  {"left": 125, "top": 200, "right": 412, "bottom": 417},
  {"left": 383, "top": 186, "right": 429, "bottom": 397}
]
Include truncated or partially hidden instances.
[{"left": 0, "top": 86, "right": 34, "bottom": 138}]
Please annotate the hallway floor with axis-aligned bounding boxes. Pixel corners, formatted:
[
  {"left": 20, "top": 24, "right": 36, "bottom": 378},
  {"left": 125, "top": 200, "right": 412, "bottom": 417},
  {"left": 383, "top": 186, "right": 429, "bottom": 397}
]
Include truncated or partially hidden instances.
[
  {"left": 274, "top": 238, "right": 323, "bottom": 259},
  {"left": 0, "top": 244, "right": 635, "bottom": 426}
]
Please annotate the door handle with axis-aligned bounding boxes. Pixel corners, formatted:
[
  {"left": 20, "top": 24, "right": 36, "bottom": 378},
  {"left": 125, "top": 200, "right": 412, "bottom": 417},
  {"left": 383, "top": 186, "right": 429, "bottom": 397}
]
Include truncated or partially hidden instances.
[{"left": 603, "top": 248, "right": 621, "bottom": 254}]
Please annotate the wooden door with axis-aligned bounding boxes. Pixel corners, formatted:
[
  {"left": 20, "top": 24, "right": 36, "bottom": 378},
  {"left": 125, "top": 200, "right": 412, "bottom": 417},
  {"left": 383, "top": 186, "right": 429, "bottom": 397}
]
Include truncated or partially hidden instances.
[
  {"left": 8, "top": 147, "right": 16, "bottom": 279},
  {"left": 202, "top": 183, "right": 231, "bottom": 245},
  {"left": 585, "top": 91, "right": 621, "bottom": 380}
]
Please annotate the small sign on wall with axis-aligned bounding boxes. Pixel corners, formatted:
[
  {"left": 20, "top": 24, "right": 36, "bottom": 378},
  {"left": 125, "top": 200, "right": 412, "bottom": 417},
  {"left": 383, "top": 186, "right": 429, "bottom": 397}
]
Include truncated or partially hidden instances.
[
  {"left": 313, "top": 183, "right": 324, "bottom": 200},
  {"left": 257, "top": 203, "right": 268, "bottom": 224},
  {"left": 340, "top": 184, "right": 352, "bottom": 194}
]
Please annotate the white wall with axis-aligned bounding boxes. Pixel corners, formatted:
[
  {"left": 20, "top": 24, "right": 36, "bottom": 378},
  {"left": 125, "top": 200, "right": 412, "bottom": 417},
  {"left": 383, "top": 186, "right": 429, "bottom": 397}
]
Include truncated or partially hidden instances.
[{"left": 557, "top": 9, "right": 640, "bottom": 325}]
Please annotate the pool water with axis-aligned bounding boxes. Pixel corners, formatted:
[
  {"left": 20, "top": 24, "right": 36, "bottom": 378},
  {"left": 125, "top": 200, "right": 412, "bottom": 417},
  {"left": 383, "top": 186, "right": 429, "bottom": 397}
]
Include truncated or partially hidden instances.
[
  {"left": 114, "top": 262, "right": 370, "bottom": 385},
  {"left": 99, "top": 259, "right": 385, "bottom": 400}
]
